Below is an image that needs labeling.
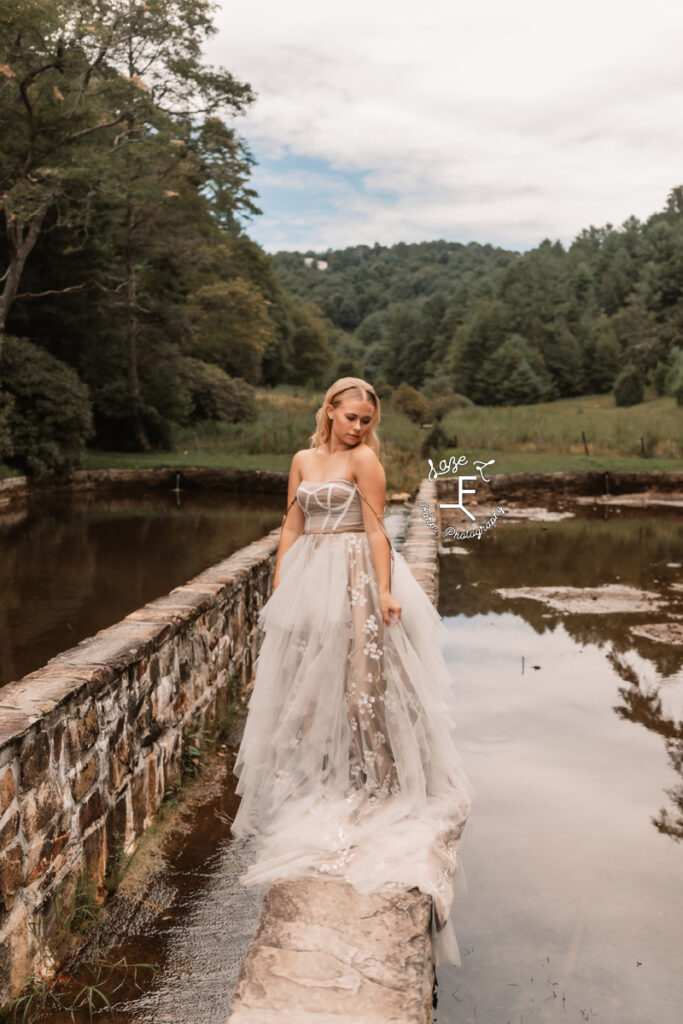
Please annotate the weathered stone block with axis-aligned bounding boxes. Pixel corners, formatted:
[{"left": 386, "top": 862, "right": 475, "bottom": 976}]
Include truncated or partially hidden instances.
[
  {"left": 83, "top": 824, "right": 107, "bottom": 884},
  {"left": 51, "top": 722, "right": 64, "bottom": 765},
  {"left": 228, "top": 877, "right": 434, "bottom": 1024},
  {"left": 0, "top": 813, "right": 19, "bottom": 852},
  {"left": 24, "top": 826, "right": 68, "bottom": 886},
  {"left": 149, "top": 654, "right": 160, "bottom": 685},
  {"left": 66, "top": 705, "right": 100, "bottom": 765},
  {"left": 19, "top": 731, "right": 50, "bottom": 791},
  {"left": 0, "top": 846, "right": 23, "bottom": 912},
  {"left": 79, "top": 788, "right": 105, "bottom": 833},
  {"left": 21, "top": 779, "right": 61, "bottom": 841},
  {"left": 106, "top": 789, "right": 130, "bottom": 853},
  {"left": 0, "top": 769, "right": 15, "bottom": 815},
  {"left": 71, "top": 752, "right": 99, "bottom": 802},
  {"left": 109, "top": 727, "right": 132, "bottom": 792}
]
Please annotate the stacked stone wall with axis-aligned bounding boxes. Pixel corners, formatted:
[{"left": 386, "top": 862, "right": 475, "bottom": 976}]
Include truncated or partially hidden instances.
[{"left": 0, "top": 527, "right": 281, "bottom": 1002}]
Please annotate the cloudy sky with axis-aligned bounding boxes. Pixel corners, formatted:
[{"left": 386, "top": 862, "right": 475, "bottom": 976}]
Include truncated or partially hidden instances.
[{"left": 206, "top": 0, "right": 683, "bottom": 254}]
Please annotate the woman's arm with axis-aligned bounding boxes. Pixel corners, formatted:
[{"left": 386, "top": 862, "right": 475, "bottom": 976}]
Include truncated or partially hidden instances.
[
  {"left": 354, "top": 448, "right": 402, "bottom": 627},
  {"left": 273, "top": 454, "right": 305, "bottom": 590}
]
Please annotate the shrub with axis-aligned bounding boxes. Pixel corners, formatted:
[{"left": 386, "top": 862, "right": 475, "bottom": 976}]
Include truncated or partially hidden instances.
[
  {"left": 393, "top": 382, "right": 429, "bottom": 424},
  {"left": 0, "top": 335, "right": 94, "bottom": 475},
  {"left": 180, "top": 358, "right": 257, "bottom": 422},
  {"left": 613, "top": 364, "right": 645, "bottom": 406}
]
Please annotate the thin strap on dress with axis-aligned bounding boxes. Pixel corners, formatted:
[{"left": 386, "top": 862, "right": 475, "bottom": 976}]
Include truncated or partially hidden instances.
[
  {"left": 281, "top": 492, "right": 298, "bottom": 531},
  {"left": 356, "top": 485, "right": 395, "bottom": 567}
]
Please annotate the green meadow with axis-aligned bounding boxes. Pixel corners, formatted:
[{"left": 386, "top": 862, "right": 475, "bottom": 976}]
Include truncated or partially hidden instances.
[{"left": 3, "top": 386, "right": 673, "bottom": 493}]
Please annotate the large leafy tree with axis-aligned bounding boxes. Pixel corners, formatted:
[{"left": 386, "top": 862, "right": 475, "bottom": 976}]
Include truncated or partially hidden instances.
[{"left": 0, "top": 0, "right": 256, "bottom": 380}]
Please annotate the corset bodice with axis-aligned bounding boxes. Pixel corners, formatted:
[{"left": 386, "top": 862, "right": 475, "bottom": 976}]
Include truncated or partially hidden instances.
[{"left": 297, "top": 478, "right": 365, "bottom": 534}]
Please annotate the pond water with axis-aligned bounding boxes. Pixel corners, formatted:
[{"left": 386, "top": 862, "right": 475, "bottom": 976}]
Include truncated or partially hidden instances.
[
  {"left": 434, "top": 512, "right": 683, "bottom": 1024},
  {"left": 0, "top": 490, "right": 283, "bottom": 687}
]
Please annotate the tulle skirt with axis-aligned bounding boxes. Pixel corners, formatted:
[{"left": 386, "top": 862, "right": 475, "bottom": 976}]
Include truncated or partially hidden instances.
[{"left": 231, "top": 529, "right": 474, "bottom": 964}]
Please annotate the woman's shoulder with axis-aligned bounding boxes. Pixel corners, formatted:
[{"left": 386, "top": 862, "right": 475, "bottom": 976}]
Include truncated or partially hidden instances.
[
  {"left": 350, "top": 443, "right": 384, "bottom": 479},
  {"left": 291, "top": 448, "right": 313, "bottom": 473}
]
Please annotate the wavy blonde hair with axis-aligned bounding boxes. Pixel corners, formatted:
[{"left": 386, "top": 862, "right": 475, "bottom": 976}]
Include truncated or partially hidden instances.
[{"left": 308, "top": 377, "right": 382, "bottom": 456}]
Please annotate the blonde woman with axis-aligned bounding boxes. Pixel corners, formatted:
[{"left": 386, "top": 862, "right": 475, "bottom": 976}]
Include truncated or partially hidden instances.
[{"left": 232, "top": 377, "right": 473, "bottom": 964}]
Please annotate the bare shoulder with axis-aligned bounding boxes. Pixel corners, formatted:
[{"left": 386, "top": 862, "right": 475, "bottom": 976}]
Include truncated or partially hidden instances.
[
  {"left": 291, "top": 449, "right": 310, "bottom": 471},
  {"left": 351, "top": 444, "right": 385, "bottom": 484},
  {"left": 286, "top": 448, "right": 311, "bottom": 479}
]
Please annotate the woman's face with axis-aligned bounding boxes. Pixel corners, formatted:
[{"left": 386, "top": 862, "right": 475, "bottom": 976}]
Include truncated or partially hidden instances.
[{"left": 327, "top": 397, "right": 375, "bottom": 447}]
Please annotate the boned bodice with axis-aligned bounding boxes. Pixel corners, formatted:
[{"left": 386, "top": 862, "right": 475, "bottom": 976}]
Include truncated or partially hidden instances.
[{"left": 297, "top": 478, "right": 365, "bottom": 534}]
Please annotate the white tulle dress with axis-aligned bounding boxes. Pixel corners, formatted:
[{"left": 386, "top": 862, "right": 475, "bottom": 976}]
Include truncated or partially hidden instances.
[{"left": 231, "top": 477, "right": 473, "bottom": 964}]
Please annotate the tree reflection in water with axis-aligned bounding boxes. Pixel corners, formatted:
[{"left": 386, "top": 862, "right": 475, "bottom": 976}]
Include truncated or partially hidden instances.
[{"left": 610, "top": 649, "right": 683, "bottom": 841}]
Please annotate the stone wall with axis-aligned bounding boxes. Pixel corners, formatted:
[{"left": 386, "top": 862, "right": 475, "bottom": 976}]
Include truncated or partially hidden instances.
[
  {"left": 0, "top": 468, "right": 289, "bottom": 514},
  {"left": 436, "top": 469, "right": 683, "bottom": 502},
  {"left": 0, "top": 523, "right": 282, "bottom": 1003}
]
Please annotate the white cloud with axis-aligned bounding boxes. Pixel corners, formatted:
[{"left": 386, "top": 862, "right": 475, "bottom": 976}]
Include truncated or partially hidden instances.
[{"left": 206, "top": 0, "right": 683, "bottom": 251}]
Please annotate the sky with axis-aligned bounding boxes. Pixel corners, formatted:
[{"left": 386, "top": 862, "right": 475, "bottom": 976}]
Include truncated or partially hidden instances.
[{"left": 206, "top": 0, "right": 683, "bottom": 255}]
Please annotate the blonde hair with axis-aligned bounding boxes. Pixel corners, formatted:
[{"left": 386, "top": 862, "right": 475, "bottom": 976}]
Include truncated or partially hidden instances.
[{"left": 309, "top": 377, "right": 382, "bottom": 456}]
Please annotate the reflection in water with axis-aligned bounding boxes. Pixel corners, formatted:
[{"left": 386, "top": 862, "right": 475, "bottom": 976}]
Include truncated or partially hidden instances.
[
  {"left": 0, "top": 490, "right": 283, "bottom": 686},
  {"left": 609, "top": 649, "right": 683, "bottom": 842},
  {"left": 435, "top": 512, "right": 682, "bottom": 1024}
]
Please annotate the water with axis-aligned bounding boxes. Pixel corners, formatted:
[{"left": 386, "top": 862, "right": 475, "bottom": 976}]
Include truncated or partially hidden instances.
[
  {"left": 0, "top": 490, "right": 283, "bottom": 686},
  {"left": 433, "top": 513, "right": 683, "bottom": 1024}
]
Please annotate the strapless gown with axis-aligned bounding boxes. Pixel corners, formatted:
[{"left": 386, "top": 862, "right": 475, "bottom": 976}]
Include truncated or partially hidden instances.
[{"left": 231, "top": 477, "right": 473, "bottom": 964}]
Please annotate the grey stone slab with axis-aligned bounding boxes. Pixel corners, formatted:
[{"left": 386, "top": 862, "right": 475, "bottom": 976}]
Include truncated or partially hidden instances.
[{"left": 228, "top": 876, "right": 433, "bottom": 1024}]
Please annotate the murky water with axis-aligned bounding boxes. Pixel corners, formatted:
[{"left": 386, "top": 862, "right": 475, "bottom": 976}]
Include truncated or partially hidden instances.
[
  {"left": 0, "top": 490, "right": 283, "bottom": 686},
  {"left": 434, "top": 511, "right": 683, "bottom": 1024}
]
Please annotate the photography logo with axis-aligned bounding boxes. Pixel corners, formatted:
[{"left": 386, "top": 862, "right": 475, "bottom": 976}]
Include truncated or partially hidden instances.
[{"left": 419, "top": 455, "right": 508, "bottom": 541}]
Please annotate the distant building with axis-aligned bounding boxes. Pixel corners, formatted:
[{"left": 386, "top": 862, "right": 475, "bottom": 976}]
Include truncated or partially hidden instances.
[{"left": 303, "top": 257, "right": 328, "bottom": 270}]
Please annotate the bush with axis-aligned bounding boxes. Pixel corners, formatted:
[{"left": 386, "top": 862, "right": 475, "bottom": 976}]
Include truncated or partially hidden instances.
[
  {"left": 613, "top": 364, "right": 645, "bottom": 407},
  {"left": 0, "top": 335, "right": 94, "bottom": 475},
  {"left": 180, "top": 358, "right": 258, "bottom": 422},
  {"left": 393, "top": 382, "right": 430, "bottom": 424}
]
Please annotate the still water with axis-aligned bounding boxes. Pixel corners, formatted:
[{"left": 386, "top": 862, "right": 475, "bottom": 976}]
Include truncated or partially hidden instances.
[
  {"left": 0, "top": 490, "right": 283, "bottom": 686},
  {"left": 434, "top": 514, "right": 683, "bottom": 1024}
]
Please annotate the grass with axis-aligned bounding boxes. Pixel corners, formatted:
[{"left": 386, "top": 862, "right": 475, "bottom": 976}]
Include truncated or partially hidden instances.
[
  {"left": 80, "top": 388, "right": 682, "bottom": 487},
  {"left": 0, "top": 873, "right": 155, "bottom": 1024},
  {"left": 2, "top": 387, "right": 681, "bottom": 490}
]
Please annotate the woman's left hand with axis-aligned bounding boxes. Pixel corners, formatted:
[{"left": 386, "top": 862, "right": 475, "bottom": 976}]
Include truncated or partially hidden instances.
[{"left": 380, "top": 590, "right": 402, "bottom": 628}]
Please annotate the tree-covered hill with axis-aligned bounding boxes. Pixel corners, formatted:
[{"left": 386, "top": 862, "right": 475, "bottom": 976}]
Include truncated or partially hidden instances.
[{"left": 272, "top": 192, "right": 683, "bottom": 407}]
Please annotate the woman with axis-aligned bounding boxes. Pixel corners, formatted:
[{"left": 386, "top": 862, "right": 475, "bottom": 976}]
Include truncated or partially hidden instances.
[{"left": 231, "top": 377, "right": 473, "bottom": 964}]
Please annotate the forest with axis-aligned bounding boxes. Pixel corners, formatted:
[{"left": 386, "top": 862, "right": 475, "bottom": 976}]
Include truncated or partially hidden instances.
[
  {"left": 1, "top": 1, "right": 681, "bottom": 478},
  {"left": 274, "top": 195, "right": 683, "bottom": 411}
]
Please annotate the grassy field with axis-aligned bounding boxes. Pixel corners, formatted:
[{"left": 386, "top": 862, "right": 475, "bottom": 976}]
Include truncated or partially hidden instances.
[{"left": 2, "top": 387, "right": 681, "bottom": 492}]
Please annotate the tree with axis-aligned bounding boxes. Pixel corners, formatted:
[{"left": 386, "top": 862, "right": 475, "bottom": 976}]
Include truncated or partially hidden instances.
[
  {"left": 0, "top": 0, "right": 256, "bottom": 448},
  {"left": 477, "top": 334, "right": 556, "bottom": 405},
  {"left": 592, "top": 322, "right": 623, "bottom": 392}
]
